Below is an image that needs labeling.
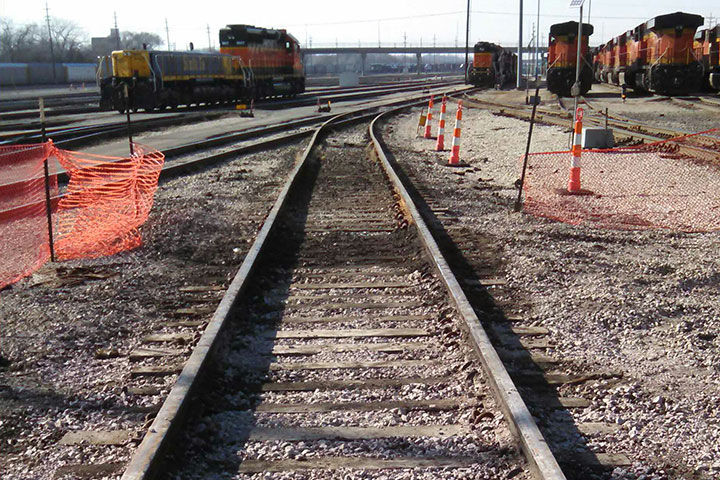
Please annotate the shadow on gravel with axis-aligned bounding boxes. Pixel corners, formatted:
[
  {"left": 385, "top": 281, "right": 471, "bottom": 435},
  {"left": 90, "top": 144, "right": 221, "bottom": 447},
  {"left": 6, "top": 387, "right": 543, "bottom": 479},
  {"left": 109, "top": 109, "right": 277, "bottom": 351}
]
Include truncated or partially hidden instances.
[
  {"left": 156, "top": 152, "right": 320, "bottom": 478},
  {"left": 374, "top": 127, "right": 611, "bottom": 479}
]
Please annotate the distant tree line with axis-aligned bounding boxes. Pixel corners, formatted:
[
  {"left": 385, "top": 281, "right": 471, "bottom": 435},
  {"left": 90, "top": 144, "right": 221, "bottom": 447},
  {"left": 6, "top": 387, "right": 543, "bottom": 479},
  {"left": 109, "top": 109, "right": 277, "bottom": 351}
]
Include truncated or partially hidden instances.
[{"left": 0, "top": 18, "right": 163, "bottom": 63}]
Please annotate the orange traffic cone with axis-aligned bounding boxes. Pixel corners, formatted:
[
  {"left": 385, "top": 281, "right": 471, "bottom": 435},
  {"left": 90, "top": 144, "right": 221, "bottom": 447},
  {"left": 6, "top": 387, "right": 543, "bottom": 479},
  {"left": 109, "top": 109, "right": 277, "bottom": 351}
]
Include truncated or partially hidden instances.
[
  {"left": 568, "top": 108, "right": 583, "bottom": 192},
  {"left": 423, "top": 95, "right": 434, "bottom": 139},
  {"left": 435, "top": 95, "right": 447, "bottom": 151},
  {"left": 448, "top": 100, "right": 463, "bottom": 165}
]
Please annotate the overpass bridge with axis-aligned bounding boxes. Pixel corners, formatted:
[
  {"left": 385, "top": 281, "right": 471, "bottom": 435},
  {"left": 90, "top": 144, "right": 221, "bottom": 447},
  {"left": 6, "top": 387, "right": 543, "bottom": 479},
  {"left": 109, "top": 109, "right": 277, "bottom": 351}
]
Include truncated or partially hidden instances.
[{"left": 302, "top": 46, "right": 549, "bottom": 75}]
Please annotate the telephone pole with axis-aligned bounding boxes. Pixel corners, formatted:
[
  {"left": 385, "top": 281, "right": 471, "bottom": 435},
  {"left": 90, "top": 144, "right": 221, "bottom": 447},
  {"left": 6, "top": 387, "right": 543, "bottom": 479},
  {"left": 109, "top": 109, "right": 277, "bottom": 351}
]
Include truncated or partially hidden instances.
[
  {"left": 114, "top": 12, "right": 121, "bottom": 49},
  {"left": 45, "top": 3, "right": 57, "bottom": 83},
  {"left": 165, "top": 18, "right": 170, "bottom": 51},
  {"left": 207, "top": 24, "right": 212, "bottom": 50}
]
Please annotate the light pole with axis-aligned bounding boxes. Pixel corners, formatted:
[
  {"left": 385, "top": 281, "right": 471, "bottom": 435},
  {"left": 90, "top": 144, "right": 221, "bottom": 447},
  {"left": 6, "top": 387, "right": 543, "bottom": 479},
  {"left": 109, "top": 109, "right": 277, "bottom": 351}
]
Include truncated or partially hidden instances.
[
  {"left": 535, "top": 0, "right": 540, "bottom": 80},
  {"left": 569, "top": 0, "right": 585, "bottom": 127},
  {"left": 517, "top": 0, "right": 523, "bottom": 89},
  {"left": 465, "top": 0, "right": 471, "bottom": 84}
]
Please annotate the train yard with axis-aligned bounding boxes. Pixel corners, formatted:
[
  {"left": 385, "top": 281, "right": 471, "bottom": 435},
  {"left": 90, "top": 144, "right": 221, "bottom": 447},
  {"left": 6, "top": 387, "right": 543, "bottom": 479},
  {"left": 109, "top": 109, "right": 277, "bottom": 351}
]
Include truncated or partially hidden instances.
[{"left": 2, "top": 55, "right": 720, "bottom": 480}]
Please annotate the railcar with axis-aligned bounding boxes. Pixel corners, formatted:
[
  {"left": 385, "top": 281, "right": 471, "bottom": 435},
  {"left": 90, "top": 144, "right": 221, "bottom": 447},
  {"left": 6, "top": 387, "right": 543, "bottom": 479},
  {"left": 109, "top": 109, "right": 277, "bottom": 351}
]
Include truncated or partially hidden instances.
[
  {"left": 546, "top": 21, "right": 594, "bottom": 97},
  {"left": 468, "top": 42, "right": 517, "bottom": 87},
  {"left": 624, "top": 12, "right": 704, "bottom": 95},
  {"left": 694, "top": 25, "right": 720, "bottom": 91},
  {"left": 219, "top": 24, "right": 305, "bottom": 97}
]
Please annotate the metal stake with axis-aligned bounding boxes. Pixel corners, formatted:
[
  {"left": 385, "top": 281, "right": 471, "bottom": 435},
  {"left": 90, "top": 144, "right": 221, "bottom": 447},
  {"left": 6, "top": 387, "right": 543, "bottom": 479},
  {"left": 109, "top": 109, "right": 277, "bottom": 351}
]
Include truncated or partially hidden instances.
[
  {"left": 514, "top": 86, "right": 541, "bottom": 212},
  {"left": 40, "top": 97, "right": 56, "bottom": 261},
  {"left": 124, "top": 84, "right": 135, "bottom": 156},
  {"left": 43, "top": 158, "right": 56, "bottom": 262}
]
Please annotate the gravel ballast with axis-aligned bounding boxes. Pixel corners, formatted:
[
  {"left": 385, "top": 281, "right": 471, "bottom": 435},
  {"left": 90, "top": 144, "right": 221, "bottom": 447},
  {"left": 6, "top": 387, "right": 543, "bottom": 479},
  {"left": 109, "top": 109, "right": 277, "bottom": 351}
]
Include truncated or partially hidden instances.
[
  {"left": 0, "top": 141, "right": 303, "bottom": 479},
  {"left": 383, "top": 95, "right": 720, "bottom": 480}
]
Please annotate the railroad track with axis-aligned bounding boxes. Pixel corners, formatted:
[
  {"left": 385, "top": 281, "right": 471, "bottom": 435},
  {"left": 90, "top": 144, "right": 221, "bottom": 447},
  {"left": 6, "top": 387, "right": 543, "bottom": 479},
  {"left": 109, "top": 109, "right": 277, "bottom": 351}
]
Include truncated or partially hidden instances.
[
  {"left": 1, "top": 84, "right": 466, "bottom": 224},
  {"left": 111, "top": 104, "right": 564, "bottom": 479},
  {"left": 0, "top": 79, "right": 458, "bottom": 125},
  {"left": 463, "top": 94, "right": 720, "bottom": 162}
]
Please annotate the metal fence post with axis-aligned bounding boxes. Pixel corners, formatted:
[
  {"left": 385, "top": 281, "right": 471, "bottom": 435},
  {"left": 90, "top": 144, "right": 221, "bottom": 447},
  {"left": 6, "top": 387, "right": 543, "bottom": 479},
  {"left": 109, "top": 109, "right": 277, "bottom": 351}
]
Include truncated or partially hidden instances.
[{"left": 39, "top": 98, "right": 56, "bottom": 262}]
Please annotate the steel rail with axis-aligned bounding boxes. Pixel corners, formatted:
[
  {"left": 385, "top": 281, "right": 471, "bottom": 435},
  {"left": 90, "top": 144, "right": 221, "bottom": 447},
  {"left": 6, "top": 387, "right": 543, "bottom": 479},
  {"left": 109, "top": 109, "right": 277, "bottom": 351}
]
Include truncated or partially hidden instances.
[
  {"left": 119, "top": 86, "right": 473, "bottom": 480},
  {"left": 1, "top": 86, "right": 472, "bottom": 225},
  {"left": 462, "top": 95, "right": 720, "bottom": 160},
  {"left": 120, "top": 111, "right": 339, "bottom": 480},
  {"left": 369, "top": 107, "right": 567, "bottom": 480}
]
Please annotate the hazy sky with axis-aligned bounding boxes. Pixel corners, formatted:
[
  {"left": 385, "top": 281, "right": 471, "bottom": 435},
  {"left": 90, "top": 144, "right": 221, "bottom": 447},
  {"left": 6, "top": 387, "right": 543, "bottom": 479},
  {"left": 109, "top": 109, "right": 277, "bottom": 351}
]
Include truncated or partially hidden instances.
[{"left": 2, "top": 0, "right": 719, "bottom": 49}]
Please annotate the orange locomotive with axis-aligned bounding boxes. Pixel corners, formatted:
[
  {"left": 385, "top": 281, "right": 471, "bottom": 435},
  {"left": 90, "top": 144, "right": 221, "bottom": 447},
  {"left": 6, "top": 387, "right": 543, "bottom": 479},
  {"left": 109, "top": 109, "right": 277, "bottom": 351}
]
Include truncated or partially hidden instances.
[
  {"left": 468, "top": 42, "right": 516, "bottom": 87},
  {"left": 219, "top": 25, "right": 305, "bottom": 98},
  {"left": 694, "top": 25, "right": 720, "bottom": 91},
  {"left": 546, "top": 21, "right": 594, "bottom": 97},
  {"left": 593, "top": 12, "right": 704, "bottom": 95}
]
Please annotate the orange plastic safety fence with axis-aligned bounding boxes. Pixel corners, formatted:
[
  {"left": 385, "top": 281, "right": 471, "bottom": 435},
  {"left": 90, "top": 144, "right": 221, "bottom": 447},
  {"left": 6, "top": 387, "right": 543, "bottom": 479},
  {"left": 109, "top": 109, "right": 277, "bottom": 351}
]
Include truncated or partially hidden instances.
[
  {"left": 0, "top": 143, "right": 57, "bottom": 290},
  {"left": 523, "top": 128, "right": 720, "bottom": 232},
  {"left": 53, "top": 143, "right": 165, "bottom": 260}
]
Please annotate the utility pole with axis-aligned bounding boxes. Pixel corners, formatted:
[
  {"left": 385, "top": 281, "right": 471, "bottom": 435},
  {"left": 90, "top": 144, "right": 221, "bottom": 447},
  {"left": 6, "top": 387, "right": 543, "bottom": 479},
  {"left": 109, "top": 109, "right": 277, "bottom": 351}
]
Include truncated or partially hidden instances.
[
  {"left": 535, "top": 0, "right": 540, "bottom": 80},
  {"left": 517, "top": 0, "right": 523, "bottom": 89},
  {"left": 207, "top": 24, "right": 212, "bottom": 50},
  {"left": 377, "top": 21, "right": 381, "bottom": 48},
  {"left": 45, "top": 3, "right": 57, "bottom": 83},
  {"left": 571, "top": 1, "right": 585, "bottom": 128},
  {"left": 165, "top": 18, "right": 170, "bottom": 51},
  {"left": 114, "top": 12, "right": 121, "bottom": 49},
  {"left": 464, "top": 0, "right": 471, "bottom": 84},
  {"left": 403, "top": 32, "right": 407, "bottom": 49}
]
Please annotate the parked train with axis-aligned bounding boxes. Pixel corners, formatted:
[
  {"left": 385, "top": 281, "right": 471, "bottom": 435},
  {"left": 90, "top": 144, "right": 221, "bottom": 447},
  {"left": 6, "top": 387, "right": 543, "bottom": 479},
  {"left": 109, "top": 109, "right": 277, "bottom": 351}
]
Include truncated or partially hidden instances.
[
  {"left": 99, "top": 25, "right": 304, "bottom": 112},
  {"left": 546, "top": 21, "right": 594, "bottom": 97},
  {"left": 468, "top": 42, "right": 517, "bottom": 87},
  {"left": 694, "top": 25, "right": 720, "bottom": 91},
  {"left": 592, "top": 12, "right": 705, "bottom": 95}
]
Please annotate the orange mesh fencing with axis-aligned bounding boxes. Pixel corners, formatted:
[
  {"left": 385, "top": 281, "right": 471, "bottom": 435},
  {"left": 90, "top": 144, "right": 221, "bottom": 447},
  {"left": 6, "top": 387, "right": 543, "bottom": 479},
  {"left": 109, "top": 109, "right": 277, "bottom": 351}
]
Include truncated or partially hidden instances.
[
  {"left": 54, "top": 143, "right": 165, "bottom": 260},
  {"left": 0, "top": 144, "right": 57, "bottom": 290},
  {"left": 0, "top": 141, "right": 164, "bottom": 290},
  {"left": 522, "top": 128, "right": 720, "bottom": 232}
]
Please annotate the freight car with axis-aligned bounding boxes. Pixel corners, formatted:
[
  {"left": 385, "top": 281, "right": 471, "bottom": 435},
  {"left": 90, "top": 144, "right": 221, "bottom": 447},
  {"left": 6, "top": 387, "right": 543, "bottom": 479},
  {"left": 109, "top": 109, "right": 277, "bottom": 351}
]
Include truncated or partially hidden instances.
[
  {"left": 468, "top": 42, "right": 517, "bottom": 87},
  {"left": 695, "top": 25, "right": 720, "bottom": 91},
  {"left": 546, "top": 21, "right": 594, "bottom": 97},
  {"left": 219, "top": 25, "right": 305, "bottom": 98}
]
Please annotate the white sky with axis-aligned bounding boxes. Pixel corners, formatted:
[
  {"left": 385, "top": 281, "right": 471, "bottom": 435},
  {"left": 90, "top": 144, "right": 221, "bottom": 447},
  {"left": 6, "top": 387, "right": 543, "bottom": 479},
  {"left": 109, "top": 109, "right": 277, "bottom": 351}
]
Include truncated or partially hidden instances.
[{"left": 2, "top": 0, "right": 719, "bottom": 49}]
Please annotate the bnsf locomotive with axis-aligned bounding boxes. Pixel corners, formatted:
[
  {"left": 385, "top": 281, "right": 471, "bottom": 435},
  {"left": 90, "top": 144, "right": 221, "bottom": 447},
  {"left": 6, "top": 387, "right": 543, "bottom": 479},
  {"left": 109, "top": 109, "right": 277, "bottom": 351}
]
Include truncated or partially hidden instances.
[
  {"left": 546, "top": 21, "right": 594, "bottom": 97},
  {"left": 468, "top": 42, "right": 517, "bottom": 87},
  {"left": 100, "top": 25, "right": 304, "bottom": 112},
  {"left": 593, "top": 12, "right": 704, "bottom": 95},
  {"left": 694, "top": 25, "right": 720, "bottom": 91}
]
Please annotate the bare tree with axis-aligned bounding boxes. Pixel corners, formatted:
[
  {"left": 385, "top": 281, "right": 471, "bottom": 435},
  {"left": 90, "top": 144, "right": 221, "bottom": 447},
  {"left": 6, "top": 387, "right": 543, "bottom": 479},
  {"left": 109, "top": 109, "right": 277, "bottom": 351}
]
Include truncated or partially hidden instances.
[
  {"left": 0, "top": 17, "right": 93, "bottom": 63},
  {"left": 51, "top": 18, "right": 88, "bottom": 62},
  {"left": 121, "top": 31, "right": 163, "bottom": 50},
  {"left": 0, "top": 19, "right": 41, "bottom": 62}
]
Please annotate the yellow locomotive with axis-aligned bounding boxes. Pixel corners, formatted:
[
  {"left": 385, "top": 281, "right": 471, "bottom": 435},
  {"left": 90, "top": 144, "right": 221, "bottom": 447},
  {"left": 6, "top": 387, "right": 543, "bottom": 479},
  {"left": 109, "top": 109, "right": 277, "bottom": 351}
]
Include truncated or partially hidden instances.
[{"left": 99, "top": 25, "right": 305, "bottom": 112}]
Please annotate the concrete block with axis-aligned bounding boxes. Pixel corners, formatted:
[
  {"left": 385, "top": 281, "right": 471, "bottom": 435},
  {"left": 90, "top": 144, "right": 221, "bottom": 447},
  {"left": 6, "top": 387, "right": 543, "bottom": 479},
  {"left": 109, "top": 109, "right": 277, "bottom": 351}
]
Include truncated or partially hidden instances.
[
  {"left": 339, "top": 72, "right": 359, "bottom": 87},
  {"left": 582, "top": 127, "right": 614, "bottom": 149}
]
